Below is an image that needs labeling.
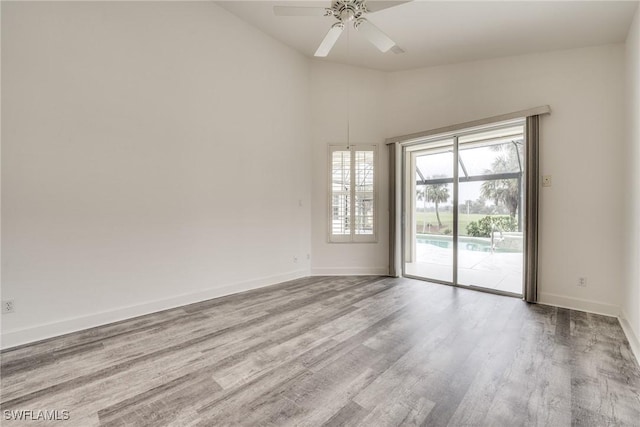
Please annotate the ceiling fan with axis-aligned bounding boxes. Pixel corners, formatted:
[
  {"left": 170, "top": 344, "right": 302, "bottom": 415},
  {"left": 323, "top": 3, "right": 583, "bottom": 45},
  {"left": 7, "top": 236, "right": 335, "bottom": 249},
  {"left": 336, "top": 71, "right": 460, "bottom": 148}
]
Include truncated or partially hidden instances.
[{"left": 274, "top": 0, "right": 409, "bottom": 57}]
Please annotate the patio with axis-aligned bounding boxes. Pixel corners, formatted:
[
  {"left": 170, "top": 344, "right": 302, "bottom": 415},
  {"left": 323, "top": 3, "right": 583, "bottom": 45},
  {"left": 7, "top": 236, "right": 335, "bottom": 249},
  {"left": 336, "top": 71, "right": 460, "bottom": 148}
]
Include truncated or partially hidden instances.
[{"left": 405, "top": 240, "right": 523, "bottom": 295}]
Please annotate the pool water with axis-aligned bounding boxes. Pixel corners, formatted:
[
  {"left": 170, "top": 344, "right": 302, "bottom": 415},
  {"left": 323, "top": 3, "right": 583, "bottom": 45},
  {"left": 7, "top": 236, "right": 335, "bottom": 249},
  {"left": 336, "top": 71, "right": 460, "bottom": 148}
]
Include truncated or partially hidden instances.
[{"left": 416, "top": 235, "right": 517, "bottom": 253}]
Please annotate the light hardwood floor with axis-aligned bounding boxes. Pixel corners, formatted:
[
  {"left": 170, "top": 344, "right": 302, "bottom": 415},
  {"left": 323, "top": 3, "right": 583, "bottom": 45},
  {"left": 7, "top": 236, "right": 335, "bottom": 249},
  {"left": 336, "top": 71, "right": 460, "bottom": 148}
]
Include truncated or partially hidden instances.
[{"left": 1, "top": 276, "right": 639, "bottom": 426}]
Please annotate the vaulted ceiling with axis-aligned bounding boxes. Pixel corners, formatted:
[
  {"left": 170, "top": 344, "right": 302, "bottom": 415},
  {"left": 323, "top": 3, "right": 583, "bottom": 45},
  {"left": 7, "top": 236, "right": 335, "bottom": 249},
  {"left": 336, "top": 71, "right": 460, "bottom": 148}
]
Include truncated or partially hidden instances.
[{"left": 216, "top": 1, "right": 639, "bottom": 71}]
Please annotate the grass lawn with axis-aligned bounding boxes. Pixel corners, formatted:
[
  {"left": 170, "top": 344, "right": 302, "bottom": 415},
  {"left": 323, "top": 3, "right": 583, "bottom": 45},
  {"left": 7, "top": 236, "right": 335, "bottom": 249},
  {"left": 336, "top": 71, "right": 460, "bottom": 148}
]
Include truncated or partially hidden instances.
[{"left": 415, "top": 212, "right": 488, "bottom": 236}]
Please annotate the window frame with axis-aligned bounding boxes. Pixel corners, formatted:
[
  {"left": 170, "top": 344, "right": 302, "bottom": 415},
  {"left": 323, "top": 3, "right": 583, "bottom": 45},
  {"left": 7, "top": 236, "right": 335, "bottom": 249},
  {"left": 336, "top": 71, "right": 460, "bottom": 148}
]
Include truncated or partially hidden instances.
[{"left": 327, "top": 144, "right": 378, "bottom": 243}]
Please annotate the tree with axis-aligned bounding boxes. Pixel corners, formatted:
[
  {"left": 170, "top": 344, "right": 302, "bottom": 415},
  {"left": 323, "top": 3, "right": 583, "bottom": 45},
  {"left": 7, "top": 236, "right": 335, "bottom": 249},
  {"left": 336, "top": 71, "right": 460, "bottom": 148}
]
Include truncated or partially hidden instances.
[
  {"left": 416, "top": 185, "right": 428, "bottom": 233},
  {"left": 427, "top": 182, "right": 450, "bottom": 228},
  {"left": 481, "top": 142, "right": 523, "bottom": 219}
]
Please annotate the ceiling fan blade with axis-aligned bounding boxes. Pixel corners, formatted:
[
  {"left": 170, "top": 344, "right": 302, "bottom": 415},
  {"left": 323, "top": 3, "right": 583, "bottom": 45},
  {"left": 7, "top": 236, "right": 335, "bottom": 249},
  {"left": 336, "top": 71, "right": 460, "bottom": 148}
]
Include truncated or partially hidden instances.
[
  {"left": 315, "top": 23, "right": 344, "bottom": 57},
  {"left": 273, "top": 6, "right": 331, "bottom": 16},
  {"left": 365, "top": 1, "right": 412, "bottom": 13},
  {"left": 354, "top": 18, "right": 396, "bottom": 53}
]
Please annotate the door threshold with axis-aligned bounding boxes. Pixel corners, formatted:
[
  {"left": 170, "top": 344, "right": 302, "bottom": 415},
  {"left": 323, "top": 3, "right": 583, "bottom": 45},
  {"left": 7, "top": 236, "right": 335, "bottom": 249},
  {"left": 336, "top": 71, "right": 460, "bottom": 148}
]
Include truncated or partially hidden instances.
[{"left": 403, "top": 273, "right": 523, "bottom": 299}]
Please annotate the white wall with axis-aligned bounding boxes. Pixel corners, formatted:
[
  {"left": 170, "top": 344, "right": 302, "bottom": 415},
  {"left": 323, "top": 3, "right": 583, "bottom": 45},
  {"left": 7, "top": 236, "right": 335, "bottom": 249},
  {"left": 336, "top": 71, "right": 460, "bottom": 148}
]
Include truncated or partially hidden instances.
[
  {"left": 385, "top": 45, "right": 626, "bottom": 315},
  {"left": 309, "top": 41, "right": 631, "bottom": 319},
  {"left": 1, "top": 2, "right": 312, "bottom": 347},
  {"left": 623, "top": 5, "right": 640, "bottom": 356},
  {"left": 309, "top": 61, "right": 389, "bottom": 275}
]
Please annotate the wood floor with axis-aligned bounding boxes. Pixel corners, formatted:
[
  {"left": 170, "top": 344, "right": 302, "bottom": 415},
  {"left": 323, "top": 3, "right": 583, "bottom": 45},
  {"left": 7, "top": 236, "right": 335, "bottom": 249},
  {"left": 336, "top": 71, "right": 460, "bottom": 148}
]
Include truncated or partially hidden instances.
[{"left": 1, "top": 276, "right": 639, "bottom": 426}]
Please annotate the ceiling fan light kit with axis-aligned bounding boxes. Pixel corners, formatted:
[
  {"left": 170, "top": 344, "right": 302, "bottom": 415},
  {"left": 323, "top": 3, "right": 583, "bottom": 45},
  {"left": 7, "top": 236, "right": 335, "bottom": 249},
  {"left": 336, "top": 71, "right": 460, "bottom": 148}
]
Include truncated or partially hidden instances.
[{"left": 274, "top": 0, "right": 407, "bottom": 57}]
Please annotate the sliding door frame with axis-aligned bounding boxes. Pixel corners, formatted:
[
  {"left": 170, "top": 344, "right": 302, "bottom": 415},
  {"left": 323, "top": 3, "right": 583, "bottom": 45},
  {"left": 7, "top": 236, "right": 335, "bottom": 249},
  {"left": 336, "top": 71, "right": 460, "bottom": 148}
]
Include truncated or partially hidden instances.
[{"left": 400, "top": 119, "right": 526, "bottom": 299}]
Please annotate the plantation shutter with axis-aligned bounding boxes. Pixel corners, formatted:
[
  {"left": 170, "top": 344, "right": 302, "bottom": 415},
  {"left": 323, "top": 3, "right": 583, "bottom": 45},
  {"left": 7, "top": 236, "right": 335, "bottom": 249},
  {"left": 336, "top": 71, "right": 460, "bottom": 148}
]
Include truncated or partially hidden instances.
[{"left": 329, "top": 145, "right": 377, "bottom": 243}]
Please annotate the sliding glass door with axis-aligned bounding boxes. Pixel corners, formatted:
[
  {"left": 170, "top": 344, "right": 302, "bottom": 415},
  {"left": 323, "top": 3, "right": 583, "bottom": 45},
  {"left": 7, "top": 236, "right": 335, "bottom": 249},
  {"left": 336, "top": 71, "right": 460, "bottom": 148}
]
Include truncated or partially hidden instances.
[
  {"left": 403, "top": 121, "right": 526, "bottom": 297},
  {"left": 404, "top": 139, "right": 455, "bottom": 283}
]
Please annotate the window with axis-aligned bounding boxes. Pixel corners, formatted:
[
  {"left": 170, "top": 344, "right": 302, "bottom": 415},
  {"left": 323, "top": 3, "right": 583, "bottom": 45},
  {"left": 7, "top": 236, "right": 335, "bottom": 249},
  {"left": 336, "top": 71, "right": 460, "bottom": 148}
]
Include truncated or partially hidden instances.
[{"left": 328, "top": 144, "right": 377, "bottom": 243}]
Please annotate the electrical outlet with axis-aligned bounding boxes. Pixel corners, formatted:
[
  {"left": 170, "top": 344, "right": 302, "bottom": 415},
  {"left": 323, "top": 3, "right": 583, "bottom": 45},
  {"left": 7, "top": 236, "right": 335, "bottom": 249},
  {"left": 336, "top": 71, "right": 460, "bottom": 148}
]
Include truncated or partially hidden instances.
[
  {"left": 306, "top": 253, "right": 311, "bottom": 260},
  {"left": 542, "top": 175, "right": 552, "bottom": 187},
  {"left": 578, "top": 277, "right": 587, "bottom": 287},
  {"left": 2, "top": 300, "right": 15, "bottom": 314}
]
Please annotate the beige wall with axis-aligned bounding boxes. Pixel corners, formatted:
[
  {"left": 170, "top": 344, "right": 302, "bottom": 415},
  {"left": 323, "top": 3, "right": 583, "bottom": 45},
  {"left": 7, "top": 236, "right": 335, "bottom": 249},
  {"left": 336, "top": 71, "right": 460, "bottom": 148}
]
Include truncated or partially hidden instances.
[
  {"left": 309, "top": 61, "right": 389, "bottom": 275},
  {"left": 623, "top": 5, "right": 640, "bottom": 355},
  {"left": 383, "top": 45, "right": 626, "bottom": 315},
  {"left": 1, "top": 2, "right": 312, "bottom": 347},
  {"left": 310, "top": 44, "right": 628, "bottom": 316}
]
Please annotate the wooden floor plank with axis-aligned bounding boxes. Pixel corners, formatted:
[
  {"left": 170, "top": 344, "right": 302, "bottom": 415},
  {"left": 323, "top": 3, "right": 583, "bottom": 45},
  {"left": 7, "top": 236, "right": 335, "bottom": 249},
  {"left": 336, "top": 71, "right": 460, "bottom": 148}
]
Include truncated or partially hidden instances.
[{"left": 1, "top": 276, "right": 639, "bottom": 426}]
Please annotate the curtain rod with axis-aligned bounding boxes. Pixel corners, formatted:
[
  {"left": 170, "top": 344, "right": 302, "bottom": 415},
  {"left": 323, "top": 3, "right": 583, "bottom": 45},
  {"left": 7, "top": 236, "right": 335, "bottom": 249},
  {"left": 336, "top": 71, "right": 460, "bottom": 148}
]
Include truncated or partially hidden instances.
[{"left": 385, "top": 105, "right": 551, "bottom": 145}]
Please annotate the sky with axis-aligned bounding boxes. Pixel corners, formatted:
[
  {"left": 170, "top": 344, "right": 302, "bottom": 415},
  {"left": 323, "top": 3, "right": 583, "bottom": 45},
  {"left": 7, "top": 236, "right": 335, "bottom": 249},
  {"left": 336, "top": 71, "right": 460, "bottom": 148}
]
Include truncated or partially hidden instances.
[{"left": 414, "top": 138, "right": 523, "bottom": 207}]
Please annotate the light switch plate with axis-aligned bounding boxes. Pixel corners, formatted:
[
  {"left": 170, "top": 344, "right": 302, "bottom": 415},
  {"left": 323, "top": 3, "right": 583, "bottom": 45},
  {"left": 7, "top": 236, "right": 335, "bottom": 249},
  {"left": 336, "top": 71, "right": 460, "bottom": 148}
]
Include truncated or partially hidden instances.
[{"left": 542, "top": 175, "right": 552, "bottom": 187}]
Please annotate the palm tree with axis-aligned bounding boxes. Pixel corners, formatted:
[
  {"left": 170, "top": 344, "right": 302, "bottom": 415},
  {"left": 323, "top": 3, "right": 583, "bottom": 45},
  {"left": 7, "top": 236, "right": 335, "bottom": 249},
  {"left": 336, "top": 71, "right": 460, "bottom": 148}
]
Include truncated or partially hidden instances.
[
  {"left": 416, "top": 185, "right": 428, "bottom": 233},
  {"left": 427, "top": 183, "right": 450, "bottom": 228},
  {"left": 481, "top": 179, "right": 519, "bottom": 218},
  {"left": 481, "top": 142, "right": 522, "bottom": 219}
]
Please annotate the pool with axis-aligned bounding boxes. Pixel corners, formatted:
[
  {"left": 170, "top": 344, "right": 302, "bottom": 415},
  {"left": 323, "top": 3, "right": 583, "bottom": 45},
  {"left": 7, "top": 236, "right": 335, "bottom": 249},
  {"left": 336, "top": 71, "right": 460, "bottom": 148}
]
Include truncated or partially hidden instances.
[{"left": 416, "top": 234, "right": 521, "bottom": 253}]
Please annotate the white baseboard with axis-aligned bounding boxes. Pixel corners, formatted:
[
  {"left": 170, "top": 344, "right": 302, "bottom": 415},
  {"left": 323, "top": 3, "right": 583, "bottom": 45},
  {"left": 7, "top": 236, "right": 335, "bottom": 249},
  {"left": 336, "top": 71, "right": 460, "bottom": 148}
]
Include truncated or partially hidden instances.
[
  {"left": 310, "top": 267, "right": 389, "bottom": 276},
  {"left": 538, "top": 292, "right": 620, "bottom": 317},
  {"left": 1, "top": 269, "right": 309, "bottom": 350},
  {"left": 619, "top": 310, "right": 640, "bottom": 366}
]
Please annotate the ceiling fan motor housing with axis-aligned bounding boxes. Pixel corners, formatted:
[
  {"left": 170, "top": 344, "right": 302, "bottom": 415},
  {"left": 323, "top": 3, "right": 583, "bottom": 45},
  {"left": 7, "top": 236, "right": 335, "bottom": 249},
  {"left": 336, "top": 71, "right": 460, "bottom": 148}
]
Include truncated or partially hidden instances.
[{"left": 332, "top": 0, "right": 367, "bottom": 22}]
